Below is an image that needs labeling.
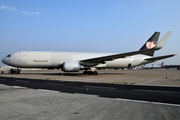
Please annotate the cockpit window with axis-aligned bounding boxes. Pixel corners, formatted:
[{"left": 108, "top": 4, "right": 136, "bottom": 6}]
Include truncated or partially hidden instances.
[{"left": 7, "top": 55, "right": 11, "bottom": 57}]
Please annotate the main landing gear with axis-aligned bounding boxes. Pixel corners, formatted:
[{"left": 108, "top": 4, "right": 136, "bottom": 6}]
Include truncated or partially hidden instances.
[{"left": 83, "top": 71, "right": 98, "bottom": 75}]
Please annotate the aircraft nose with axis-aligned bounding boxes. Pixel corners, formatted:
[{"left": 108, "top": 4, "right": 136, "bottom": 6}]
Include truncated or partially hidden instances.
[{"left": 2, "top": 57, "right": 7, "bottom": 64}]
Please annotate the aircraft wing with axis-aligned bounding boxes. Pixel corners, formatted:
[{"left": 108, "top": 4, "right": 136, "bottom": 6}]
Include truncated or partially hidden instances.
[
  {"left": 79, "top": 31, "right": 173, "bottom": 67},
  {"left": 80, "top": 49, "right": 156, "bottom": 66},
  {"left": 145, "top": 54, "right": 176, "bottom": 62}
]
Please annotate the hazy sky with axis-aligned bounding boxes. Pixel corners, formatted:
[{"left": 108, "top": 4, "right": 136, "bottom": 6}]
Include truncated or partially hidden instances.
[{"left": 0, "top": 0, "right": 180, "bottom": 66}]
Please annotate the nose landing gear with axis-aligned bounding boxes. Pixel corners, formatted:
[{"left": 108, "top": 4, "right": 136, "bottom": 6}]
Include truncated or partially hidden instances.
[{"left": 9, "top": 68, "right": 21, "bottom": 74}]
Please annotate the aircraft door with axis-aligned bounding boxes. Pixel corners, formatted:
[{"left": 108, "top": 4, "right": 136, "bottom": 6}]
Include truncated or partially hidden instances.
[{"left": 17, "top": 53, "right": 22, "bottom": 61}]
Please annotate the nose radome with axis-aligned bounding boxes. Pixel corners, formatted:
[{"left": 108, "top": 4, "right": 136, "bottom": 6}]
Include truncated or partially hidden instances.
[{"left": 2, "top": 57, "right": 7, "bottom": 64}]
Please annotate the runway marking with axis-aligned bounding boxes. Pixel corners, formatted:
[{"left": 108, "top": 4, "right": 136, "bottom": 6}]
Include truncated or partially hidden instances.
[
  {"left": 115, "top": 98, "right": 180, "bottom": 107},
  {"left": 139, "top": 79, "right": 158, "bottom": 85},
  {"left": 110, "top": 82, "right": 136, "bottom": 85},
  {"left": 172, "top": 77, "right": 178, "bottom": 80},
  {"left": 83, "top": 86, "right": 116, "bottom": 89},
  {"left": 133, "top": 89, "right": 180, "bottom": 94},
  {"left": 42, "top": 78, "right": 54, "bottom": 80},
  {"left": 16, "top": 80, "right": 30, "bottom": 83},
  {"left": 45, "top": 83, "right": 64, "bottom": 86},
  {"left": 74, "top": 93, "right": 99, "bottom": 97},
  {"left": 0, "top": 84, "right": 7, "bottom": 86},
  {"left": 37, "top": 89, "right": 59, "bottom": 93},
  {"left": 0, "top": 78, "right": 6, "bottom": 80},
  {"left": 12, "top": 86, "right": 27, "bottom": 89}
]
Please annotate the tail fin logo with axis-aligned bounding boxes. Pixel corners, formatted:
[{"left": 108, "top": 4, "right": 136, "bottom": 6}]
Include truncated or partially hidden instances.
[
  {"left": 146, "top": 41, "right": 156, "bottom": 49},
  {"left": 160, "top": 62, "right": 164, "bottom": 67}
]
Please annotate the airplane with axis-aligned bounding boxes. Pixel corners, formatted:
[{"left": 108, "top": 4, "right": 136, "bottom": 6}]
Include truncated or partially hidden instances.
[
  {"left": 140, "top": 62, "right": 164, "bottom": 69},
  {"left": 153, "top": 62, "right": 164, "bottom": 69},
  {"left": 2, "top": 31, "right": 176, "bottom": 75},
  {"left": 142, "top": 64, "right": 154, "bottom": 69}
]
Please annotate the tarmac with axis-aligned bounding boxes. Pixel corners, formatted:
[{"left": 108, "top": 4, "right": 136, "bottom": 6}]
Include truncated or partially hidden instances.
[
  {"left": 1, "top": 68, "right": 180, "bottom": 86},
  {"left": 0, "top": 68, "right": 180, "bottom": 120}
]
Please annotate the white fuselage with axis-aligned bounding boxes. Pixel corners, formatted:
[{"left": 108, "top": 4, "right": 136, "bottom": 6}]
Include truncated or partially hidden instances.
[{"left": 2, "top": 51, "right": 152, "bottom": 69}]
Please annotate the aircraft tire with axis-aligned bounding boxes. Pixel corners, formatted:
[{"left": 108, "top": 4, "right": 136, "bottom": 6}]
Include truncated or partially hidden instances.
[
  {"left": 88, "top": 71, "right": 93, "bottom": 75},
  {"left": 93, "top": 71, "right": 98, "bottom": 75},
  {"left": 83, "top": 71, "right": 88, "bottom": 74}
]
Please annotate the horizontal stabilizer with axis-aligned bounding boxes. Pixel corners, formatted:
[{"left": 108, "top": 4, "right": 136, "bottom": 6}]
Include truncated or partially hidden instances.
[{"left": 145, "top": 54, "right": 176, "bottom": 62}]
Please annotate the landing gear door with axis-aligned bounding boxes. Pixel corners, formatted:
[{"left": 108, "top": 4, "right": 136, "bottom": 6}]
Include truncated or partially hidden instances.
[{"left": 128, "top": 63, "right": 131, "bottom": 68}]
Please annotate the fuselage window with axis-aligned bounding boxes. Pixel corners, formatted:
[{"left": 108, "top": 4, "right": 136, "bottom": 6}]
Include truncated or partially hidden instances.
[{"left": 7, "top": 55, "right": 11, "bottom": 57}]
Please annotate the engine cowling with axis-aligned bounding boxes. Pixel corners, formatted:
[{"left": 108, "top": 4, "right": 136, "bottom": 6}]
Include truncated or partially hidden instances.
[{"left": 62, "top": 61, "right": 83, "bottom": 72}]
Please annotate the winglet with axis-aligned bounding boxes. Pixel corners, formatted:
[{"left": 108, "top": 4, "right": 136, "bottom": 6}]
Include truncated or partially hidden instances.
[{"left": 155, "top": 31, "right": 172, "bottom": 50}]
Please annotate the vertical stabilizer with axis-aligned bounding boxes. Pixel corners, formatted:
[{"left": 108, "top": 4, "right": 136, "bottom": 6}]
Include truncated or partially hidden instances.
[
  {"left": 139, "top": 32, "right": 160, "bottom": 56},
  {"left": 160, "top": 62, "right": 164, "bottom": 67}
]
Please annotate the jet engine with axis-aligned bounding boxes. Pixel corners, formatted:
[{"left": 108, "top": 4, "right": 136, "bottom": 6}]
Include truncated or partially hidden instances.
[{"left": 62, "top": 61, "right": 84, "bottom": 72}]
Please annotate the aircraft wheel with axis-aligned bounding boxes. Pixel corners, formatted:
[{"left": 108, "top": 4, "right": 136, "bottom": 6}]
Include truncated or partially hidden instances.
[
  {"left": 88, "top": 71, "right": 93, "bottom": 75},
  {"left": 93, "top": 71, "right": 98, "bottom": 75},
  {"left": 83, "top": 71, "right": 88, "bottom": 74}
]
